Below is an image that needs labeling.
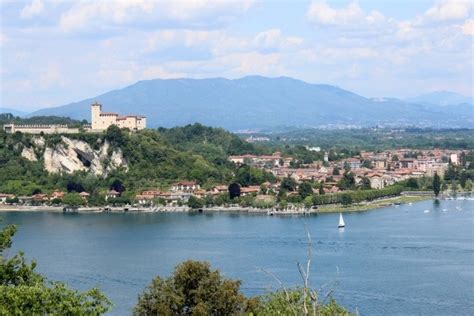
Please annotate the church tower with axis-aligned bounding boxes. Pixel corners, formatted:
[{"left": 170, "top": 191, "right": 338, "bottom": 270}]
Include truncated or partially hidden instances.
[{"left": 91, "top": 102, "right": 102, "bottom": 130}]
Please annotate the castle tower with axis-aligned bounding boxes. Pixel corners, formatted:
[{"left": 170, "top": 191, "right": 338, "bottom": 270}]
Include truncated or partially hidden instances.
[{"left": 91, "top": 102, "right": 102, "bottom": 130}]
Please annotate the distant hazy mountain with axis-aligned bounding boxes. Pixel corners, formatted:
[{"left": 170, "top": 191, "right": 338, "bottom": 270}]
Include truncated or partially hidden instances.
[
  {"left": 30, "top": 76, "right": 471, "bottom": 130},
  {"left": 0, "top": 107, "right": 28, "bottom": 117},
  {"left": 406, "top": 91, "right": 473, "bottom": 106}
]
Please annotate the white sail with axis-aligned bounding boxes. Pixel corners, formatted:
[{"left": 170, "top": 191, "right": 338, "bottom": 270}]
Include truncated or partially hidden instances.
[{"left": 338, "top": 213, "right": 345, "bottom": 228}]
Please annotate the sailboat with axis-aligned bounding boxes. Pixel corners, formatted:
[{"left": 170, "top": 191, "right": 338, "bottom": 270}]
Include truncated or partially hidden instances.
[{"left": 338, "top": 213, "right": 345, "bottom": 228}]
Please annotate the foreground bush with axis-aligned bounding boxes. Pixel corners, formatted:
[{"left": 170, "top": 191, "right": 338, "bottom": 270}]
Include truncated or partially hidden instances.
[
  {"left": 134, "top": 260, "right": 351, "bottom": 316},
  {"left": 255, "top": 289, "right": 350, "bottom": 316},
  {"left": 134, "top": 260, "right": 251, "bottom": 315}
]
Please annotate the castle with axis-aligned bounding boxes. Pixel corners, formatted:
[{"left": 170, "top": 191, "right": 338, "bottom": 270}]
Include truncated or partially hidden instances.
[
  {"left": 91, "top": 102, "right": 146, "bottom": 131},
  {"left": 3, "top": 103, "right": 146, "bottom": 134}
]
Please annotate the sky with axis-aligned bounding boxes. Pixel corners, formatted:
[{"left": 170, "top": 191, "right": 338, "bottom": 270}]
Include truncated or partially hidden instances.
[{"left": 1, "top": 0, "right": 473, "bottom": 111}]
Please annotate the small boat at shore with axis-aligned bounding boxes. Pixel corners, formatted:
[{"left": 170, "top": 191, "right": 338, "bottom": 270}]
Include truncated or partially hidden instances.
[{"left": 338, "top": 213, "right": 345, "bottom": 228}]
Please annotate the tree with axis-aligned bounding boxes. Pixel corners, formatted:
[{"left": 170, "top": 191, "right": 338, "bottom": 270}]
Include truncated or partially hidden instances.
[
  {"left": 332, "top": 166, "right": 340, "bottom": 175},
  {"left": 134, "top": 261, "right": 248, "bottom": 315},
  {"left": 110, "top": 179, "right": 125, "bottom": 193},
  {"left": 255, "top": 290, "right": 349, "bottom": 316},
  {"left": 280, "top": 176, "right": 297, "bottom": 192},
  {"left": 337, "top": 172, "right": 355, "bottom": 190},
  {"left": 361, "top": 160, "right": 372, "bottom": 169},
  {"left": 62, "top": 193, "right": 85, "bottom": 207},
  {"left": 459, "top": 171, "right": 467, "bottom": 189},
  {"left": 228, "top": 183, "right": 241, "bottom": 200},
  {"left": 105, "top": 125, "right": 124, "bottom": 147},
  {"left": 0, "top": 221, "right": 111, "bottom": 314},
  {"left": 319, "top": 185, "right": 325, "bottom": 195},
  {"left": 67, "top": 181, "right": 85, "bottom": 193},
  {"left": 406, "top": 178, "right": 419, "bottom": 189},
  {"left": 341, "top": 194, "right": 353, "bottom": 206},
  {"left": 343, "top": 162, "right": 351, "bottom": 172},
  {"left": 298, "top": 182, "right": 313, "bottom": 199},
  {"left": 360, "top": 177, "right": 371, "bottom": 190},
  {"left": 187, "top": 196, "right": 204, "bottom": 209},
  {"left": 433, "top": 173, "right": 441, "bottom": 197}
]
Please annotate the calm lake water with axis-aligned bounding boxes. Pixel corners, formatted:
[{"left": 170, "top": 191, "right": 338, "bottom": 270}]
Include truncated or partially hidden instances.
[{"left": 2, "top": 199, "right": 473, "bottom": 315}]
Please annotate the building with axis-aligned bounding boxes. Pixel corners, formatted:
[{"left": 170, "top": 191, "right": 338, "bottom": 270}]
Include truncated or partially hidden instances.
[
  {"left": 3, "top": 124, "right": 83, "bottom": 134},
  {"left": 0, "top": 193, "right": 15, "bottom": 203},
  {"left": 91, "top": 102, "right": 146, "bottom": 131},
  {"left": 3, "top": 102, "right": 146, "bottom": 134},
  {"left": 344, "top": 158, "right": 361, "bottom": 169},
  {"left": 105, "top": 190, "right": 120, "bottom": 201},
  {"left": 171, "top": 181, "right": 200, "bottom": 193}
]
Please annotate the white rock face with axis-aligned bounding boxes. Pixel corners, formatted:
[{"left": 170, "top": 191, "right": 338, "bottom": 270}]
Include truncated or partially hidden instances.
[
  {"left": 21, "top": 147, "right": 37, "bottom": 161},
  {"left": 42, "top": 136, "right": 128, "bottom": 176},
  {"left": 33, "top": 136, "right": 45, "bottom": 148}
]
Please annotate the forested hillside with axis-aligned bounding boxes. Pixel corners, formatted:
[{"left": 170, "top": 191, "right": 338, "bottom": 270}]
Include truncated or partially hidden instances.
[{"left": 0, "top": 124, "right": 274, "bottom": 197}]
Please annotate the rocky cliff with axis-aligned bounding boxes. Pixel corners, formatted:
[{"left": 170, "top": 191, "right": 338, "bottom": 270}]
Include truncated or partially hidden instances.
[{"left": 21, "top": 136, "right": 128, "bottom": 176}]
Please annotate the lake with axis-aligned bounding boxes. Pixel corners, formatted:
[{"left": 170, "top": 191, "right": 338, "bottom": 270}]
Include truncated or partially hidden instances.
[{"left": 1, "top": 198, "right": 473, "bottom": 315}]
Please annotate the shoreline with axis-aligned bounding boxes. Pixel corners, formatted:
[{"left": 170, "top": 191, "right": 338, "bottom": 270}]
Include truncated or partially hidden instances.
[{"left": 0, "top": 194, "right": 466, "bottom": 215}]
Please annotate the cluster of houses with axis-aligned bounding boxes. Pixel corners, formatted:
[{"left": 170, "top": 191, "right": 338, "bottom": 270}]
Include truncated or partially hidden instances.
[
  {"left": 230, "top": 149, "right": 463, "bottom": 192},
  {"left": 228, "top": 152, "right": 292, "bottom": 168},
  {"left": 0, "top": 190, "right": 91, "bottom": 205}
]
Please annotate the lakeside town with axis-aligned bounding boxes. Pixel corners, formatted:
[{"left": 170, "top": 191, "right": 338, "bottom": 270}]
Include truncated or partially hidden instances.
[
  {"left": 1, "top": 145, "right": 471, "bottom": 213},
  {"left": 1, "top": 103, "right": 472, "bottom": 214}
]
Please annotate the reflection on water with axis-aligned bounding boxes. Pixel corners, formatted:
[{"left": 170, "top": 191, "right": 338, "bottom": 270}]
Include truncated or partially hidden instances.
[{"left": 2, "top": 199, "right": 473, "bottom": 315}]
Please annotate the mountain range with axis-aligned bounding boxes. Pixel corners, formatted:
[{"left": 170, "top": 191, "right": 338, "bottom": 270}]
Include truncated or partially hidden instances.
[
  {"left": 12, "top": 76, "right": 474, "bottom": 130},
  {"left": 0, "top": 107, "right": 28, "bottom": 117}
]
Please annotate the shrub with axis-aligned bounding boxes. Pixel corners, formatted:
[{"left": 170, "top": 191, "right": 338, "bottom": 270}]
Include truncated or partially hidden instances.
[{"left": 134, "top": 261, "right": 248, "bottom": 315}]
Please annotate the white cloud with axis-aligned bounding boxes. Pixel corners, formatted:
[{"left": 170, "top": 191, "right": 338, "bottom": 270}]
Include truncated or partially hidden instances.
[
  {"left": 462, "top": 19, "right": 474, "bottom": 35},
  {"left": 254, "top": 29, "right": 304, "bottom": 52},
  {"left": 306, "top": 1, "right": 386, "bottom": 26},
  {"left": 424, "top": 1, "right": 472, "bottom": 22},
  {"left": 58, "top": 0, "right": 254, "bottom": 33},
  {"left": 20, "top": 0, "right": 44, "bottom": 19}
]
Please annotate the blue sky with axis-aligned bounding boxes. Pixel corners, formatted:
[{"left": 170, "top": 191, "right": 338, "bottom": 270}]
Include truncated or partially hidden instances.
[{"left": 1, "top": 0, "right": 472, "bottom": 111}]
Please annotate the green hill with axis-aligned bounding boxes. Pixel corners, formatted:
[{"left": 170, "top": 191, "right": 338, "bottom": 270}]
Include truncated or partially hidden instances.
[{"left": 0, "top": 124, "right": 273, "bottom": 198}]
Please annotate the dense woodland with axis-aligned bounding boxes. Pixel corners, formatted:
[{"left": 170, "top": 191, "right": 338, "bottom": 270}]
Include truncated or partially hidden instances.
[{"left": 0, "top": 124, "right": 275, "bottom": 198}]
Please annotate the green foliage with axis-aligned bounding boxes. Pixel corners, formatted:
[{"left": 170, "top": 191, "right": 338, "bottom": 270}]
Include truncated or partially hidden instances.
[
  {"left": 134, "top": 260, "right": 248, "bottom": 316},
  {"left": 234, "top": 165, "right": 275, "bottom": 187},
  {"left": 337, "top": 172, "right": 356, "bottom": 190},
  {"left": 298, "top": 182, "right": 313, "bottom": 199},
  {"left": 105, "top": 125, "right": 125, "bottom": 147},
  {"left": 255, "top": 289, "right": 350, "bottom": 316},
  {"left": 360, "top": 177, "right": 371, "bottom": 190},
  {"left": 0, "top": 221, "right": 111, "bottom": 314},
  {"left": 312, "top": 185, "right": 404, "bottom": 206},
  {"left": 433, "top": 173, "right": 441, "bottom": 197},
  {"left": 280, "top": 176, "right": 297, "bottom": 192},
  {"left": 188, "top": 196, "right": 204, "bottom": 209},
  {"left": 63, "top": 193, "right": 85, "bottom": 206}
]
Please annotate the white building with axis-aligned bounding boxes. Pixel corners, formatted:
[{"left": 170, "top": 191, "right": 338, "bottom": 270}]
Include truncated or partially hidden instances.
[{"left": 91, "top": 102, "right": 146, "bottom": 131}]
